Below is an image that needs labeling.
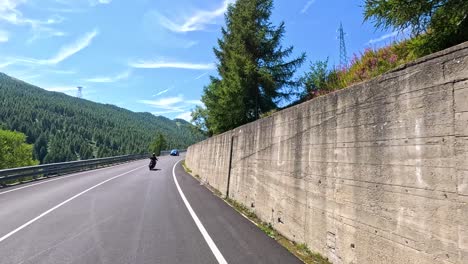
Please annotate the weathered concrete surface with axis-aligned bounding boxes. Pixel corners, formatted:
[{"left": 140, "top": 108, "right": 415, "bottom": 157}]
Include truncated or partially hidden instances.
[{"left": 186, "top": 42, "right": 468, "bottom": 264}]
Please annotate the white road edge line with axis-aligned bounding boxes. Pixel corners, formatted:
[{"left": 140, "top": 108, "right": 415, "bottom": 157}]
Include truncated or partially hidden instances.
[
  {"left": 0, "top": 161, "right": 141, "bottom": 196},
  {"left": 0, "top": 165, "right": 145, "bottom": 243},
  {"left": 172, "top": 160, "right": 228, "bottom": 264}
]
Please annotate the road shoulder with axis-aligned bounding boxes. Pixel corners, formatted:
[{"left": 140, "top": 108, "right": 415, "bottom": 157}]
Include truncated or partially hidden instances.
[{"left": 173, "top": 160, "right": 303, "bottom": 264}]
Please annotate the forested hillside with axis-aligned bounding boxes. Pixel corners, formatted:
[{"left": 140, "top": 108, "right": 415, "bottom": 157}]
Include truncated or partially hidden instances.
[{"left": 0, "top": 73, "right": 205, "bottom": 164}]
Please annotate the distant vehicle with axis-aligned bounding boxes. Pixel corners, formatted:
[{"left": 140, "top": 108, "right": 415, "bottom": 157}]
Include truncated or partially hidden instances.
[{"left": 170, "top": 149, "right": 179, "bottom": 156}]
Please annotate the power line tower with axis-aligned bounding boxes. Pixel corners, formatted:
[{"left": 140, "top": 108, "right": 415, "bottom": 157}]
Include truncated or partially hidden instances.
[
  {"left": 338, "top": 22, "right": 348, "bottom": 68},
  {"left": 77, "top": 86, "right": 83, "bottom": 99}
]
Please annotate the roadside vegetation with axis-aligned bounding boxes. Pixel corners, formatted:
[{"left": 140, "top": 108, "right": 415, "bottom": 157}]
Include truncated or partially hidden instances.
[
  {"left": 0, "top": 129, "right": 40, "bottom": 185},
  {"left": 182, "top": 161, "right": 330, "bottom": 264},
  {"left": 300, "top": 0, "right": 468, "bottom": 101},
  {"left": 0, "top": 129, "right": 38, "bottom": 170},
  {"left": 192, "top": 0, "right": 468, "bottom": 135},
  {"left": 299, "top": 40, "right": 416, "bottom": 101}
]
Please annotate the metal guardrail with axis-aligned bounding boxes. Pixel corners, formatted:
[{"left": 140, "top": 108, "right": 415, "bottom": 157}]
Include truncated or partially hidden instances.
[{"left": 0, "top": 154, "right": 147, "bottom": 186}]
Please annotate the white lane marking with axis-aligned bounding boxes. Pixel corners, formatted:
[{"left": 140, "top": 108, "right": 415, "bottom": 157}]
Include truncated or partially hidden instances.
[
  {"left": 0, "top": 161, "right": 144, "bottom": 196},
  {"left": 172, "top": 160, "right": 228, "bottom": 264},
  {"left": 0, "top": 165, "right": 145, "bottom": 243}
]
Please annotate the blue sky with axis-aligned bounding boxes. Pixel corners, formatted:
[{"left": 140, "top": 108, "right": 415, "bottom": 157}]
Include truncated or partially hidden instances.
[{"left": 0, "top": 0, "right": 405, "bottom": 121}]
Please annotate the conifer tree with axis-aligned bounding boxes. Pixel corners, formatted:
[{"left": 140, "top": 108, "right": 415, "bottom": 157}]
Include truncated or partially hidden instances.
[{"left": 197, "top": 0, "right": 305, "bottom": 134}]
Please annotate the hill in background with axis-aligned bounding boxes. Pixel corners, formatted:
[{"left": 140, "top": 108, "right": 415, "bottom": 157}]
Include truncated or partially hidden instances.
[{"left": 0, "top": 72, "right": 205, "bottom": 164}]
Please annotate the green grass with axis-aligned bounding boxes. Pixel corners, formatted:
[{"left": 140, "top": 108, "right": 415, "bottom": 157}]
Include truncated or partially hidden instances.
[
  {"left": 225, "top": 198, "right": 330, "bottom": 264},
  {"left": 293, "top": 243, "right": 330, "bottom": 264},
  {"left": 303, "top": 40, "right": 417, "bottom": 101},
  {"left": 181, "top": 161, "right": 192, "bottom": 173}
]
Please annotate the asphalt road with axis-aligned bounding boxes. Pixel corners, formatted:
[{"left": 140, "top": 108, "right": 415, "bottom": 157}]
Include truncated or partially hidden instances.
[{"left": 0, "top": 155, "right": 301, "bottom": 264}]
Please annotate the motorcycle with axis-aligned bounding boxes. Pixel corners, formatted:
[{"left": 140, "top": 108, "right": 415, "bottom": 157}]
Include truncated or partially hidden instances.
[{"left": 149, "top": 159, "right": 156, "bottom": 170}]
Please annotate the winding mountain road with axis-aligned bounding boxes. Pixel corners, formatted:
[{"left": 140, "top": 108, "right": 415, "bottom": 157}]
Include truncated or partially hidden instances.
[{"left": 0, "top": 155, "right": 301, "bottom": 264}]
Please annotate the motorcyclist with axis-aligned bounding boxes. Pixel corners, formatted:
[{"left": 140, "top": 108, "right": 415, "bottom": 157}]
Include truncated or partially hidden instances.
[
  {"left": 150, "top": 153, "right": 158, "bottom": 163},
  {"left": 149, "top": 153, "right": 158, "bottom": 170}
]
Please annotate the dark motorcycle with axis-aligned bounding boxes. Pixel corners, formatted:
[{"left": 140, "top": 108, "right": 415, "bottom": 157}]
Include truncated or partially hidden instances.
[{"left": 149, "top": 159, "right": 156, "bottom": 170}]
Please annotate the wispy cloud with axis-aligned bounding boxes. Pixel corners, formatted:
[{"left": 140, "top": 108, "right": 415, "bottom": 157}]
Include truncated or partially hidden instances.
[
  {"left": 139, "top": 95, "right": 203, "bottom": 115},
  {"left": 88, "top": 0, "right": 112, "bottom": 6},
  {"left": 175, "top": 112, "right": 192, "bottom": 122},
  {"left": 11, "top": 29, "right": 98, "bottom": 65},
  {"left": 154, "top": 88, "right": 171, "bottom": 96},
  {"left": 46, "top": 69, "right": 76, "bottom": 74},
  {"left": 130, "top": 59, "right": 215, "bottom": 70},
  {"left": 43, "top": 7, "right": 85, "bottom": 13},
  {"left": 367, "top": 31, "right": 399, "bottom": 44},
  {"left": 141, "top": 96, "right": 184, "bottom": 108},
  {"left": 27, "top": 26, "right": 67, "bottom": 43},
  {"left": 186, "top": 99, "right": 203, "bottom": 105},
  {"left": 2, "top": 0, "right": 109, "bottom": 39},
  {"left": 184, "top": 40, "right": 199, "bottom": 49},
  {"left": 0, "top": 61, "right": 14, "bottom": 68},
  {"left": 84, "top": 70, "right": 130, "bottom": 83},
  {"left": 142, "top": 10, "right": 202, "bottom": 49},
  {"left": 300, "top": 0, "right": 316, "bottom": 14},
  {"left": 56, "top": 0, "right": 112, "bottom": 7},
  {"left": 157, "top": 0, "right": 235, "bottom": 33},
  {"left": 44, "top": 29, "right": 98, "bottom": 64},
  {"left": 0, "top": 29, "right": 8, "bottom": 42},
  {"left": 45, "top": 86, "right": 78, "bottom": 92},
  {"left": 0, "top": 0, "right": 65, "bottom": 37},
  {"left": 195, "top": 71, "right": 210, "bottom": 80}
]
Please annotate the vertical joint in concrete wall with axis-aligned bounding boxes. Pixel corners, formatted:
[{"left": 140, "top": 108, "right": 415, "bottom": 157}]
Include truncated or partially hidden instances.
[{"left": 226, "top": 136, "right": 236, "bottom": 199}]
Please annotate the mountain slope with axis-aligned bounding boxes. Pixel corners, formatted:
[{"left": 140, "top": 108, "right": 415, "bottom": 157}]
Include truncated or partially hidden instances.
[{"left": 0, "top": 73, "right": 205, "bottom": 163}]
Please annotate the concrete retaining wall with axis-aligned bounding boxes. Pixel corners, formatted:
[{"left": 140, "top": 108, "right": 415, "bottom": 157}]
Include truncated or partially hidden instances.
[{"left": 186, "top": 42, "right": 468, "bottom": 264}]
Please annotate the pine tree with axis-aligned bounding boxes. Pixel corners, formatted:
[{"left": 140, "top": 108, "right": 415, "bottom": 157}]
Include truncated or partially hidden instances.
[
  {"left": 197, "top": 0, "right": 305, "bottom": 134},
  {"left": 33, "top": 133, "right": 48, "bottom": 163}
]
